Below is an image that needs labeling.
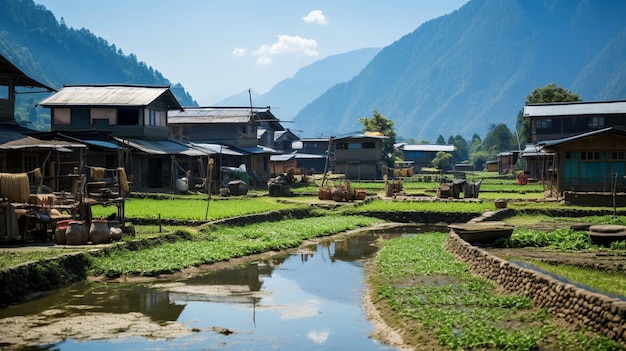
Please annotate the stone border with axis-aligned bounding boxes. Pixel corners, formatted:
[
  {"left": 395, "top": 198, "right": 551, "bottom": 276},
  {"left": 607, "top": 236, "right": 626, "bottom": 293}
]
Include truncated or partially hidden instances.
[{"left": 445, "top": 224, "right": 626, "bottom": 347}]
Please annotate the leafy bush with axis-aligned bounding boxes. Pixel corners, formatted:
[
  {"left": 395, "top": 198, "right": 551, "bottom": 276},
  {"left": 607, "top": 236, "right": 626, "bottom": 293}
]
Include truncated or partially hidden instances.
[{"left": 496, "top": 228, "right": 595, "bottom": 251}]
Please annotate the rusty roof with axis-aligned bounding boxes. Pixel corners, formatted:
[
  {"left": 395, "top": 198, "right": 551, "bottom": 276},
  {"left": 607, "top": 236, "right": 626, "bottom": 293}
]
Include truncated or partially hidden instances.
[{"left": 38, "top": 84, "right": 182, "bottom": 109}]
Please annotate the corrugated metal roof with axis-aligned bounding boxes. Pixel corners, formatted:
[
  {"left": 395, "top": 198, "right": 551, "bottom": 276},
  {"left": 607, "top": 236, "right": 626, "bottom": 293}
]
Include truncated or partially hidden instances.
[
  {"left": 0, "top": 131, "right": 85, "bottom": 150},
  {"left": 115, "top": 137, "right": 207, "bottom": 156},
  {"left": 83, "top": 140, "right": 122, "bottom": 150},
  {"left": 538, "top": 127, "right": 626, "bottom": 148},
  {"left": 168, "top": 107, "right": 271, "bottom": 124},
  {"left": 270, "top": 154, "right": 296, "bottom": 162},
  {"left": 397, "top": 144, "right": 455, "bottom": 152},
  {"left": 335, "top": 132, "right": 388, "bottom": 140},
  {"left": 236, "top": 145, "right": 280, "bottom": 154},
  {"left": 38, "top": 85, "right": 180, "bottom": 108},
  {"left": 523, "top": 100, "right": 626, "bottom": 118},
  {"left": 189, "top": 142, "right": 245, "bottom": 156}
]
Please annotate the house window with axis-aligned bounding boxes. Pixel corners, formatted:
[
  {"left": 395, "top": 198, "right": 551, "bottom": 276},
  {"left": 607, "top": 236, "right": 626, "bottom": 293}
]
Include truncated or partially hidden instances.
[
  {"left": 580, "top": 151, "right": 601, "bottom": 160},
  {"left": 53, "top": 108, "right": 71, "bottom": 125},
  {"left": 362, "top": 142, "right": 375, "bottom": 149},
  {"left": 118, "top": 108, "right": 140, "bottom": 125},
  {"left": 565, "top": 151, "right": 571, "bottom": 160},
  {"left": 91, "top": 108, "right": 116, "bottom": 125},
  {"left": 149, "top": 110, "right": 157, "bottom": 126},
  {"left": 611, "top": 151, "right": 626, "bottom": 160},
  {"left": 536, "top": 119, "right": 552, "bottom": 129},
  {"left": 589, "top": 116, "right": 604, "bottom": 128}
]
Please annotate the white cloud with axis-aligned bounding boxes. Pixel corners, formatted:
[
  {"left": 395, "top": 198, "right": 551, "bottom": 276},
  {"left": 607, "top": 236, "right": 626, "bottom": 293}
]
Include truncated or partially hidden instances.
[
  {"left": 232, "top": 48, "right": 247, "bottom": 57},
  {"left": 307, "top": 329, "right": 330, "bottom": 345},
  {"left": 302, "top": 10, "right": 328, "bottom": 25},
  {"left": 256, "top": 56, "right": 272, "bottom": 66},
  {"left": 252, "top": 35, "right": 319, "bottom": 65}
]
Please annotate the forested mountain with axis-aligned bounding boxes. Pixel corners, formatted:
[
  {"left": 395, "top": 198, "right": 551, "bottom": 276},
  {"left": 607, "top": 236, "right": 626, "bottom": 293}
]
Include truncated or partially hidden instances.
[
  {"left": 292, "top": 0, "right": 626, "bottom": 140},
  {"left": 0, "top": 0, "right": 197, "bottom": 129},
  {"left": 216, "top": 48, "right": 380, "bottom": 121}
]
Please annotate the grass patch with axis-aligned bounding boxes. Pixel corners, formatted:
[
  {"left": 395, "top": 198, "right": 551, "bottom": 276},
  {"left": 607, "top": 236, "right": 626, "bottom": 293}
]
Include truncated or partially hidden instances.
[
  {"left": 496, "top": 228, "right": 597, "bottom": 251},
  {"left": 519, "top": 260, "right": 626, "bottom": 298},
  {"left": 344, "top": 198, "right": 489, "bottom": 213},
  {"left": 370, "top": 232, "right": 622, "bottom": 350},
  {"left": 89, "top": 215, "right": 383, "bottom": 276},
  {"left": 0, "top": 249, "right": 81, "bottom": 268},
  {"left": 91, "top": 196, "right": 304, "bottom": 220}
]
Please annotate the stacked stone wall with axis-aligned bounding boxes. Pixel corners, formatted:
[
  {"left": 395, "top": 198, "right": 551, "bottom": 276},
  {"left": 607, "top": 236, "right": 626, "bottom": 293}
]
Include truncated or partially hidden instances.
[{"left": 445, "top": 231, "right": 626, "bottom": 347}]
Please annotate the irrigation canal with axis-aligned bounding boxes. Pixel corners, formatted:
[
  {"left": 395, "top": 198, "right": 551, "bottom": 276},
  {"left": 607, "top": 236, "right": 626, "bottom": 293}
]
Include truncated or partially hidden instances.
[{"left": 0, "top": 225, "right": 445, "bottom": 350}]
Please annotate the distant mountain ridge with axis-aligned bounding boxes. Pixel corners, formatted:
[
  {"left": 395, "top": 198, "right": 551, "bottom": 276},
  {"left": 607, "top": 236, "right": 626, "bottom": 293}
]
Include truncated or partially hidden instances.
[
  {"left": 216, "top": 47, "right": 380, "bottom": 121},
  {"left": 292, "top": 0, "right": 626, "bottom": 140}
]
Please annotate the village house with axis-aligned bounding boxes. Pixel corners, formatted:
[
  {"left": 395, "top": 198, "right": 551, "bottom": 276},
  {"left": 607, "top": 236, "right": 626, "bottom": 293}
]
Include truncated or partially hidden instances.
[
  {"left": 394, "top": 143, "right": 456, "bottom": 173},
  {"left": 167, "top": 106, "right": 285, "bottom": 185},
  {"left": 521, "top": 100, "right": 626, "bottom": 183},
  {"left": 38, "top": 84, "right": 208, "bottom": 192},
  {"left": 334, "top": 133, "right": 387, "bottom": 180},
  {"left": 539, "top": 127, "right": 626, "bottom": 196}
]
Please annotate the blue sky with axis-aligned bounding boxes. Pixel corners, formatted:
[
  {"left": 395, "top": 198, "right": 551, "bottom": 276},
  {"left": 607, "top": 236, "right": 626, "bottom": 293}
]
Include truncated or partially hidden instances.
[{"left": 36, "top": 1, "right": 468, "bottom": 105}]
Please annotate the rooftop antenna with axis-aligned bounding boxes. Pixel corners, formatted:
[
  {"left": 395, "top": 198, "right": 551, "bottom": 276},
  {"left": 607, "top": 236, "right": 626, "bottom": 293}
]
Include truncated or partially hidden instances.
[{"left": 248, "top": 88, "right": 254, "bottom": 121}]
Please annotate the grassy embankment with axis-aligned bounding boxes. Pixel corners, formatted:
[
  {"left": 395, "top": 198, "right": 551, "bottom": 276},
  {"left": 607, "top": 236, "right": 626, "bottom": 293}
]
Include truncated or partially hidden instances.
[{"left": 369, "top": 232, "right": 624, "bottom": 351}]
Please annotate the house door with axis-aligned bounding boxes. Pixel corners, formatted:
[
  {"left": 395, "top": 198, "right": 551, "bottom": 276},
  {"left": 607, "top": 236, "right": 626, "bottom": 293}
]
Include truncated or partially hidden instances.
[{"left": 148, "top": 158, "right": 162, "bottom": 187}]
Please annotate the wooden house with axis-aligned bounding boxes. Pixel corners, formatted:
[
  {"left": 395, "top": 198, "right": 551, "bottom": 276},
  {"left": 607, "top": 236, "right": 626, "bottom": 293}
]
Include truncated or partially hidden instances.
[
  {"left": 168, "top": 107, "right": 284, "bottom": 184},
  {"left": 539, "top": 126, "right": 626, "bottom": 194},
  {"left": 334, "top": 133, "right": 387, "bottom": 180},
  {"left": 395, "top": 143, "right": 455, "bottom": 172},
  {"left": 292, "top": 137, "right": 332, "bottom": 174},
  {"left": 522, "top": 100, "right": 626, "bottom": 181},
  {"left": 524, "top": 100, "right": 626, "bottom": 144},
  {"left": 38, "top": 84, "right": 207, "bottom": 192},
  {"left": 0, "top": 54, "right": 87, "bottom": 191}
]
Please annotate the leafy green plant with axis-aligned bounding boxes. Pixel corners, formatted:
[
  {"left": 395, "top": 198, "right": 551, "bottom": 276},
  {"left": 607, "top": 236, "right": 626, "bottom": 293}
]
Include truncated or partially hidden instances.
[
  {"left": 496, "top": 228, "right": 596, "bottom": 251},
  {"left": 89, "top": 215, "right": 382, "bottom": 276},
  {"left": 370, "top": 232, "right": 619, "bottom": 351}
]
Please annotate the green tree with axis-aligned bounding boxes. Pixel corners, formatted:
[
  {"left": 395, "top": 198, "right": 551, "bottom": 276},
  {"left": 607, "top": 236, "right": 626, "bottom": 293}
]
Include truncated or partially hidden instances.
[
  {"left": 431, "top": 151, "right": 453, "bottom": 170},
  {"left": 436, "top": 135, "right": 446, "bottom": 145},
  {"left": 451, "top": 135, "right": 469, "bottom": 164},
  {"left": 482, "top": 124, "right": 516, "bottom": 154},
  {"left": 519, "top": 83, "right": 582, "bottom": 142},
  {"left": 358, "top": 110, "right": 397, "bottom": 162}
]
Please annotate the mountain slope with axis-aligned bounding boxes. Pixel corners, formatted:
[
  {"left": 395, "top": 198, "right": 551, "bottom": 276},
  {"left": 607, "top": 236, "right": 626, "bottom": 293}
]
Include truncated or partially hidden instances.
[
  {"left": 293, "top": 0, "right": 626, "bottom": 140},
  {"left": 0, "top": 0, "right": 197, "bottom": 128},
  {"left": 216, "top": 48, "right": 380, "bottom": 121}
]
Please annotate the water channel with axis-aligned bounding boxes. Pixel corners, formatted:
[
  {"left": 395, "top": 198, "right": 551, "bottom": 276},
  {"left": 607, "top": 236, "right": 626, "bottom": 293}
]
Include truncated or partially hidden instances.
[{"left": 0, "top": 225, "right": 445, "bottom": 350}]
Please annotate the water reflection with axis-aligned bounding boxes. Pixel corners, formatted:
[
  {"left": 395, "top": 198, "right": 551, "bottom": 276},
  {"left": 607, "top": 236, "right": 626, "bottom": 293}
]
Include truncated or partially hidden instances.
[{"left": 0, "top": 225, "right": 445, "bottom": 350}]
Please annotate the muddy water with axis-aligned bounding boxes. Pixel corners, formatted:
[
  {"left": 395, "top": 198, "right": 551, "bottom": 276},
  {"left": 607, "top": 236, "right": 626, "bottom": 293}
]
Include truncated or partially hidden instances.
[{"left": 0, "top": 225, "right": 443, "bottom": 350}]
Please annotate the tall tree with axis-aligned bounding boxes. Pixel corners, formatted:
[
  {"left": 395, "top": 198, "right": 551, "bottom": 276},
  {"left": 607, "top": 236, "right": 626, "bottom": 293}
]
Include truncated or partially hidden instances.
[
  {"left": 436, "top": 135, "right": 446, "bottom": 145},
  {"left": 519, "top": 83, "right": 582, "bottom": 142},
  {"left": 451, "top": 135, "right": 469, "bottom": 164},
  {"left": 482, "top": 123, "right": 516, "bottom": 154},
  {"left": 358, "top": 110, "right": 396, "bottom": 162}
]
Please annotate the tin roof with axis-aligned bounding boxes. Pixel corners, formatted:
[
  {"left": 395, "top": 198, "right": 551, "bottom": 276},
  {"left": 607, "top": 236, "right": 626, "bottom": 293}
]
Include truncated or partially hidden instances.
[
  {"left": 0, "top": 131, "right": 85, "bottom": 150},
  {"left": 396, "top": 143, "right": 455, "bottom": 152},
  {"left": 523, "top": 100, "right": 626, "bottom": 118},
  {"left": 168, "top": 107, "right": 272, "bottom": 124},
  {"left": 189, "top": 142, "right": 246, "bottom": 156},
  {"left": 38, "top": 84, "right": 182, "bottom": 109},
  {"left": 538, "top": 126, "right": 626, "bottom": 148},
  {"left": 115, "top": 137, "right": 206, "bottom": 156}
]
